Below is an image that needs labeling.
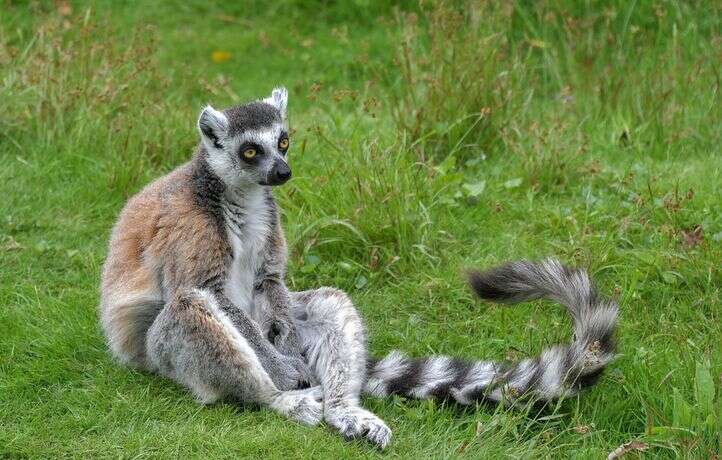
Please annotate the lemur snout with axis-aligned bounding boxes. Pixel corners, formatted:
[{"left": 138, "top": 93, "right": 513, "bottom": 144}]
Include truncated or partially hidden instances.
[{"left": 272, "top": 162, "right": 292, "bottom": 185}]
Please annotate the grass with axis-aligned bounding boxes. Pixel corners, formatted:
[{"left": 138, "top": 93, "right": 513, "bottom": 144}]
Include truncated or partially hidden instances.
[{"left": 1, "top": 0, "right": 720, "bottom": 457}]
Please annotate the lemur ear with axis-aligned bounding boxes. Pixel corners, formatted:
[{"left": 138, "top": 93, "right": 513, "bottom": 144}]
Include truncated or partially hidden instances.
[
  {"left": 263, "top": 87, "right": 288, "bottom": 119},
  {"left": 197, "top": 105, "right": 229, "bottom": 150}
]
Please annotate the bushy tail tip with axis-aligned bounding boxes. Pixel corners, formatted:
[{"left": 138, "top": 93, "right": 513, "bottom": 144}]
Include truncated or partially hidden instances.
[{"left": 364, "top": 259, "right": 618, "bottom": 406}]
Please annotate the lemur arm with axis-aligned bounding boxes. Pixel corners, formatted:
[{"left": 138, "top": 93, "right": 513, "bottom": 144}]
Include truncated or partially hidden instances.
[
  {"left": 213, "top": 291, "right": 313, "bottom": 389},
  {"left": 255, "top": 218, "right": 303, "bottom": 357},
  {"left": 256, "top": 276, "right": 300, "bottom": 352},
  {"left": 214, "top": 290, "right": 284, "bottom": 359},
  {"left": 158, "top": 208, "right": 312, "bottom": 391}
]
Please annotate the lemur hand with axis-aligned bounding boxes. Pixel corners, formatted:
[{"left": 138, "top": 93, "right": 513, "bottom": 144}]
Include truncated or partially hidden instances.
[
  {"left": 268, "top": 317, "right": 303, "bottom": 358},
  {"left": 264, "top": 349, "right": 314, "bottom": 391},
  {"left": 264, "top": 318, "right": 315, "bottom": 390}
]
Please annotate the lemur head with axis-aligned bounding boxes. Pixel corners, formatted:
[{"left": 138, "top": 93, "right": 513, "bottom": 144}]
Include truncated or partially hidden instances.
[{"left": 197, "top": 87, "right": 291, "bottom": 187}]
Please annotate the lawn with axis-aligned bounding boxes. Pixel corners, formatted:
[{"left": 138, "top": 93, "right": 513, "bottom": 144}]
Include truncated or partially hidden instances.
[{"left": 1, "top": 0, "right": 720, "bottom": 458}]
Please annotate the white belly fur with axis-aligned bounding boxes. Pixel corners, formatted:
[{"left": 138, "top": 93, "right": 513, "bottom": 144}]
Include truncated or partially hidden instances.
[{"left": 222, "top": 187, "right": 270, "bottom": 321}]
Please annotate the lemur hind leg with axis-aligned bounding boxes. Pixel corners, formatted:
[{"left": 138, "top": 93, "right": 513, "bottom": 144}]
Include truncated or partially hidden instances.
[
  {"left": 145, "top": 289, "right": 323, "bottom": 425},
  {"left": 292, "top": 287, "right": 392, "bottom": 449}
]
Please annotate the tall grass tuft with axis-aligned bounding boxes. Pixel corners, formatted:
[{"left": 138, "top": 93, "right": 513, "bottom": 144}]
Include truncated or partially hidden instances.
[
  {"left": 0, "top": 11, "right": 188, "bottom": 196},
  {"left": 381, "top": 2, "right": 526, "bottom": 162}
]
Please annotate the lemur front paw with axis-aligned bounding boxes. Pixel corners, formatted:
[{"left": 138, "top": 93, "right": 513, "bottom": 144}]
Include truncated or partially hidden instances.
[
  {"left": 271, "top": 386, "right": 323, "bottom": 426},
  {"left": 325, "top": 406, "right": 392, "bottom": 449},
  {"left": 267, "top": 352, "right": 315, "bottom": 391},
  {"left": 268, "top": 317, "right": 303, "bottom": 356}
]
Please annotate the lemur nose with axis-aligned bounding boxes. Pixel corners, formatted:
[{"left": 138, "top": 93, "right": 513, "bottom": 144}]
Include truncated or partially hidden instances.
[{"left": 276, "top": 166, "right": 291, "bottom": 181}]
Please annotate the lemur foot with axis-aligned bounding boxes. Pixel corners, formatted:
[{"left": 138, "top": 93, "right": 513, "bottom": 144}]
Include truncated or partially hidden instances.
[
  {"left": 270, "top": 386, "right": 323, "bottom": 426},
  {"left": 325, "top": 406, "right": 392, "bottom": 449}
]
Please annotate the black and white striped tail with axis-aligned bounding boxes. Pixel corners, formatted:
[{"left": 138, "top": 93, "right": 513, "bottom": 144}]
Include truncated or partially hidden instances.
[{"left": 363, "top": 259, "right": 618, "bottom": 405}]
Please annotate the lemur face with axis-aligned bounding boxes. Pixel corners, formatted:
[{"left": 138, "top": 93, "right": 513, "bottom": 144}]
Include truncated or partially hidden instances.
[{"left": 197, "top": 88, "right": 291, "bottom": 187}]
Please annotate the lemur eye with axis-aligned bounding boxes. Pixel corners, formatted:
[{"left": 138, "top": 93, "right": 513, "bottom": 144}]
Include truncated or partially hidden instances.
[
  {"left": 278, "top": 138, "right": 289, "bottom": 150},
  {"left": 243, "top": 148, "right": 257, "bottom": 159}
]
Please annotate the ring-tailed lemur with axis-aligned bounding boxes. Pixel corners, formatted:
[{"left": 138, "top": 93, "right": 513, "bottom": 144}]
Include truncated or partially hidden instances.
[{"left": 100, "top": 88, "right": 618, "bottom": 449}]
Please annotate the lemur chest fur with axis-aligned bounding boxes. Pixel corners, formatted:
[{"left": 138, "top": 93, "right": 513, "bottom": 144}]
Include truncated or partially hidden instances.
[{"left": 222, "top": 187, "right": 271, "bottom": 320}]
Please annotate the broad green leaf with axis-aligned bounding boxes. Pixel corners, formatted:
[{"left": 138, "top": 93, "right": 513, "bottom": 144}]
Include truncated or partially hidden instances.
[
  {"left": 435, "top": 154, "right": 456, "bottom": 175},
  {"left": 650, "top": 425, "right": 696, "bottom": 439},
  {"left": 503, "top": 178, "right": 523, "bottom": 189},
  {"left": 673, "top": 388, "right": 693, "bottom": 428},
  {"left": 354, "top": 275, "right": 368, "bottom": 289},
  {"left": 337, "top": 261, "right": 353, "bottom": 272},
  {"left": 462, "top": 180, "right": 486, "bottom": 197},
  {"left": 694, "top": 361, "right": 715, "bottom": 416},
  {"left": 649, "top": 426, "right": 677, "bottom": 440},
  {"left": 301, "top": 254, "right": 321, "bottom": 273},
  {"left": 304, "top": 254, "right": 321, "bottom": 265},
  {"left": 704, "top": 414, "right": 716, "bottom": 428}
]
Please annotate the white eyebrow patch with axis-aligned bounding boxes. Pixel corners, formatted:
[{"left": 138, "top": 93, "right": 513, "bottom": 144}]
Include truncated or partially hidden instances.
[{"left": 239, "top": 125, "right": 285, "bottom": 152}]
